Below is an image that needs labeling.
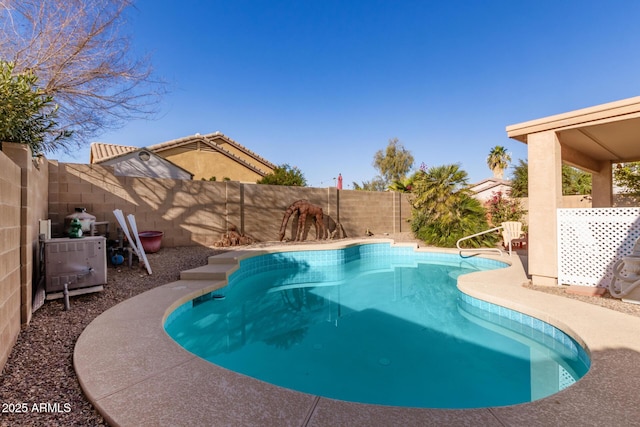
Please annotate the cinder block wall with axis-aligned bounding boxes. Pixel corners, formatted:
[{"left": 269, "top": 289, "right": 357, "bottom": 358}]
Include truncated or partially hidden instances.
[
  {"left": 48, "top": 163, "right": 231, "bottom": 247},
  {"left": 242, "top": 184, "right": 336, "bottom": 241},
  {"left": 339, "top": 190, "right": 412, "bottom": 237},
  {"left": 0, "top": 148, "right": 24, "bottom": 373},
  {"left": 22, "top": 152, "right": 49, "bottom": 324},
  {"left": 48, "top": 163, "right": 413, "bottom": 245},
  {"left": 0, "top": 143, "right": 49, "bottom": 327}
]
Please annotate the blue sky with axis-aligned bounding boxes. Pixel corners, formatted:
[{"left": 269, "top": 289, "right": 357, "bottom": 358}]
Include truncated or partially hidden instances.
[{"left": 53, "top": 1, "right": 640, "bottom": 188}]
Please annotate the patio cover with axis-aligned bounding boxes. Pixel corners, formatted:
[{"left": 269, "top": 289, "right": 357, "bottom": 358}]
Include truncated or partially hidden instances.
[{"left": 506, "top": 96, "right": 640, "bottom": 285}]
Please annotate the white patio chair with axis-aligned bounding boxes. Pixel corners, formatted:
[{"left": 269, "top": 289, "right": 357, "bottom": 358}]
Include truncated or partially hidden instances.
[{"left": 501, "top": 221, "right": 524, "bottom": 256}]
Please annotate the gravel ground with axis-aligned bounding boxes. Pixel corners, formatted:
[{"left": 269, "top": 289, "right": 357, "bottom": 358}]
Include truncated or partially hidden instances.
[
  {"left": 1, "top": 238, "right": 639, "bottom": 426},
  {"left": 522, "top": 282, "right": 640, "bottom": 317},
  {"left": 0, "top": 246, "right": 223, "bottom": 427}
]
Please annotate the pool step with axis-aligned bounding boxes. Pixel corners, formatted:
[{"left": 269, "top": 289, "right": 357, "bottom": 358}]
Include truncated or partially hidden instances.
[
  {"left": 206, "top": 250, "right": 266, "bottom": 264},
  {"left": 182, "top": 249, "right": 267, "bottom": 280},
  {"left": 180, "top": 263, "right": 238, "bottom": 280}
]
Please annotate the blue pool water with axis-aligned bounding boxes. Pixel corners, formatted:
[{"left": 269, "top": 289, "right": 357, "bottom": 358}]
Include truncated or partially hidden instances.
[{"left": 165, "top": 243, "right": 590, "bottom": 409}]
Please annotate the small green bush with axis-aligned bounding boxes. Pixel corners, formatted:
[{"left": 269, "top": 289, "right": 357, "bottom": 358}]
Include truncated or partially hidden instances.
[
  {"left": 257, "top": 164, "right": 307, "bottom": 186},
  {"left": 0, "top": 61, "right": 70, "bottom": 153}
]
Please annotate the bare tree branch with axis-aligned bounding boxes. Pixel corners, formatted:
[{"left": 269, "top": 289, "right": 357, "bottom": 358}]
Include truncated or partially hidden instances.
[{"left": 0, "top": 0, "right": 166, "bottom": 153}]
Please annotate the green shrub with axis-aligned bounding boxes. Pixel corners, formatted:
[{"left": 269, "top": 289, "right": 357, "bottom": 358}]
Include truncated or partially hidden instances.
[
  {"left": 0, "top": 61, "right": 70, "bottom": 153},
  {"left": 409, "top": 164, "right": 497, "bottom": 248},
  {"left": 257, "top": 164, "right": 307, "bottom": 186}
]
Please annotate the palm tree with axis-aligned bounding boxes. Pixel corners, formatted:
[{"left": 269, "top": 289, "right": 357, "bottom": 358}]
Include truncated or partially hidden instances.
[
  {"left": 562, "top": 166, "right": 592, "bottom": 195},
  {"left": 487, "top": 146, "right": 511, "bottom": 179},
  {"left": 388, "top": 172, "right": 420, "bottom": 193},
  {"left": 410, "top": 164, "right": 470, "bottom": 221},
  {"left": 510, "top": 159, "right": 529, "bottom": 197},
  {"left": 409, "top": 164, "right": 495, "bottom": 247}
]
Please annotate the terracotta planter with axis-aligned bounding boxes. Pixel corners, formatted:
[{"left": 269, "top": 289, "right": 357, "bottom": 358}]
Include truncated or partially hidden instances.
[{"left": 138, "top": 231, "right": 163, "bottom": 253}]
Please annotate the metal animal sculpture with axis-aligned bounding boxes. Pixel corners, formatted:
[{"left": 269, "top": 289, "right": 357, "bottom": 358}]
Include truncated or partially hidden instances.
[{"left": 278, "top": 199, "right": 326, "bottom": 241}]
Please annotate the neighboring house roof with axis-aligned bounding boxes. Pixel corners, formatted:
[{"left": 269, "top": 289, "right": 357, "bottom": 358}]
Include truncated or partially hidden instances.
[
  {"left": 90, "top": 132, "right": 276, "bottom": 179},
  {"left": 146, "top": 131, "right": 276, "bottom": 177},
  {"left": 469, "top": 178, "right": 513, "bottom": 202},
  {"left": 90, "top": 142, "right": 137, "bottom": 164},
  {"left": 469, "top": 177, "right": 512, "bottom": 193}
]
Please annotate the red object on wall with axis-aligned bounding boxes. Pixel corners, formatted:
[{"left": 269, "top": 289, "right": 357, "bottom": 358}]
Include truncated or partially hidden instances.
[{"left": 337, "top": 173, "right": 343, "bottom": 189}]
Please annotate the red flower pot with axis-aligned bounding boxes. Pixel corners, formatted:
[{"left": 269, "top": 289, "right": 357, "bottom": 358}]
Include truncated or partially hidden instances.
[{"left": 138, "top": 231, "right": 164, "bottom": 253}]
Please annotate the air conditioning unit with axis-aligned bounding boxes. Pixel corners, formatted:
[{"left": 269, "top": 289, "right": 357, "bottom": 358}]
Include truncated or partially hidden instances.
[{"left": 45, "top": 236, "right": 107, "bottom": 299}]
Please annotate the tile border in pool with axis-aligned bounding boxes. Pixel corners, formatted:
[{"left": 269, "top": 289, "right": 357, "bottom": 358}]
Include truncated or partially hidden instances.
[
  {"left": 225, "top": 242, "right": 508, "bottom": 288},
  {"left": 458, "top": 293, "right": 591, "bottom": 369},
  {"left": 74, "top": 238, "right": 640, "bottom": 426}
]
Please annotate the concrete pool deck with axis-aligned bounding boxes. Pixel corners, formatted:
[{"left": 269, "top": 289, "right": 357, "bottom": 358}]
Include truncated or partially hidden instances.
[{"left": 74, "top": 239, "right": 640, "bottom": 426}]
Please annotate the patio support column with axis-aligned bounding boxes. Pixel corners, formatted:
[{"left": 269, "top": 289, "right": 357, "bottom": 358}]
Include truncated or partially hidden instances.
[
  {"left": 591, "top": 161, "right": 613, "bottom": 207},
  {"left": 528, "top": 131, "right": 563, "bottom": 286}
]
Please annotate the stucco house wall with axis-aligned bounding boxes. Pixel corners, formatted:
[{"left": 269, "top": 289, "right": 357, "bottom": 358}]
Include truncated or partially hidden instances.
[
  {"left": 147, "top": 133, "right": 276, "bottom": 182},
  {"left": 160, "top": 148, "right": 265, "bottom": 182},
  {"left": 212, "top": 136, "right": 275, "bottom": 173}
]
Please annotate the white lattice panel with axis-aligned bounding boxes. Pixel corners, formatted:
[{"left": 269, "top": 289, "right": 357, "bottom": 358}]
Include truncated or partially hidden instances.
[{"left": 557, "top": 208, "right": 640, "bottom": 287}]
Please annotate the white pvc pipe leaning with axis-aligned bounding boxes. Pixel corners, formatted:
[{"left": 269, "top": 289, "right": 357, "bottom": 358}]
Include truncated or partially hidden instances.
[
  {"left": 113, "top": 209, "right": 140, "bottom": 258},
  {"left": 127, "top": 214, "right": 152, "bottom": 275},
  {"left": 113, "top": 209, "right": 152, "bottom": 275}
]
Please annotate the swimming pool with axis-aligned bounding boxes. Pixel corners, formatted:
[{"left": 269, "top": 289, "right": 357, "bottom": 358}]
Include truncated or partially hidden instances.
[{"left": 164, "top": 243, "right": 590, "bottom": 409}]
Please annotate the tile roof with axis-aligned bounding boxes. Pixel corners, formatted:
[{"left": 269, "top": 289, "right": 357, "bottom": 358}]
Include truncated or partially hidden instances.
[
  {"left": 147, "top": 131, "right": 276, "bottom": 170},
  {"left": 90, "top": 132, "right": 276, "bottom": 177},
  {"left": 90, "top": 142, "right": 138, "bottom": 164}
]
